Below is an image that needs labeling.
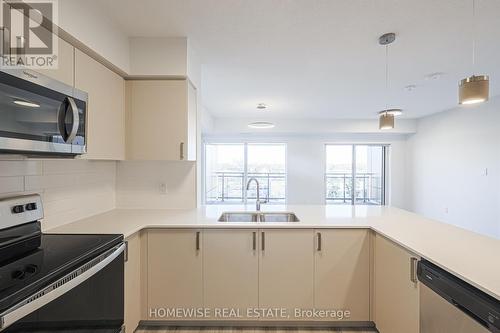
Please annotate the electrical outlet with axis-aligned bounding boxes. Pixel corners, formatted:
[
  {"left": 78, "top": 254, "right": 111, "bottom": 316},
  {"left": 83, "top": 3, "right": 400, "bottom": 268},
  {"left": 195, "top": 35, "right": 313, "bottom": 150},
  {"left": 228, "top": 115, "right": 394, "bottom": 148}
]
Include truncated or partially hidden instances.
[{"left": 159, "top": 183, "right": 168, "bottom": 194}]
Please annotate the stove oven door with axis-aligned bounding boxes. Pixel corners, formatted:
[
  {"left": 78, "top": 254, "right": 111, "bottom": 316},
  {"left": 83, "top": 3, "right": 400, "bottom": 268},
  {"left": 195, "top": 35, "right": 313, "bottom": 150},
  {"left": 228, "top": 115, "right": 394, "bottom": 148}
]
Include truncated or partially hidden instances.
[{"left": 0, "top": 243, "right": 124, "bottom": 333}]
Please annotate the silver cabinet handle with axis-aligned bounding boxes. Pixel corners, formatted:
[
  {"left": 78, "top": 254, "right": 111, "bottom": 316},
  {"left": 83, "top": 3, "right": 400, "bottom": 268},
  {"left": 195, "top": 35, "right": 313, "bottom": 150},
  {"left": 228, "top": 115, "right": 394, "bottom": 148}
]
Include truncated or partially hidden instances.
[
  {"left": 410, "top": 257, "right": 418, "bottom": 283},
  {"left": 261, "top": 231, "right": 265, "bottom": 251},
  {"left": 180, "top": 142, "right": 185, "bottom": 160},
  {"left": 252, "top": 232, "right": 257, "bottom": 251},
  {"left": 195, "top": 231, "right": 200, "bottom": 251},
  {"left": 0, "top": 243, "right": 125, "bottom": 331},
  {"left": 317, "top": 232, "right": 322, "bottom": 252}
]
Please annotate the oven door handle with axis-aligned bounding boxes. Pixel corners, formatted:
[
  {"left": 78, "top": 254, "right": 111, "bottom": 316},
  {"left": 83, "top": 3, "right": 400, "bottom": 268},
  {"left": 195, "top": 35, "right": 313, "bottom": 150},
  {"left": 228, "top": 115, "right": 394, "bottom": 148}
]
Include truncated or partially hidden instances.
[{"left": 0, "top": 243, "right": 125, "bottom": 331}]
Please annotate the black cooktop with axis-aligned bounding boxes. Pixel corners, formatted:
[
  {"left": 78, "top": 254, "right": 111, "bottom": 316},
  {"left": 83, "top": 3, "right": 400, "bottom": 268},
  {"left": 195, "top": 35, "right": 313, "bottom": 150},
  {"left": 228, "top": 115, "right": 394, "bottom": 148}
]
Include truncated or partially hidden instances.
[{"left": 0, "top": 233, "right": 123, "bottom": 313}]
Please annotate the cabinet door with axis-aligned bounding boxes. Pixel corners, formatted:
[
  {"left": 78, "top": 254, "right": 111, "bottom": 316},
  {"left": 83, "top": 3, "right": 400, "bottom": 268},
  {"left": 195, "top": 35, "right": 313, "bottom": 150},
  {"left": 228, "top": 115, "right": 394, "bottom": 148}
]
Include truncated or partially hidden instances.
[
  {"left": 75, "top": 49, "right": 125, "bottom": 160},
  {"left": 124, "top": 232, "right": 142, "bottom": 333},
  {"left": 126, "top": 80, "right": 189, "bottom": 161},
  {"left": 373, "top": 233, "right": 419, "bottom": 333},
  {"left": 203, "top": 229, "right": 258, "bottom": 318},
  {"left": 314, "top": 229, "right": 370, "bottom": 321},
  {"left": 147, "top": 229, "right": 203, "bottom": 320},
  {"left": 259, "top": 229, "right": 314, "bottom": 319},
  {"left": 35, "top": 36, "right": 74, "bottom": 87}
]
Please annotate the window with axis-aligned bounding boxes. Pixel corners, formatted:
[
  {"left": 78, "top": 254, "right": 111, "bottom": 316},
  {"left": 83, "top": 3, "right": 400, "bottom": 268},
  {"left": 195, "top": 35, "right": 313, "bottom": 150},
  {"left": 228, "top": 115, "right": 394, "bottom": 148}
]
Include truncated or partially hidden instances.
[
  {"left": 204, "top": 143, "right": 286, "bottom": 204},
  {"left": 325, "top": 144, "right": 387, "bottom": 205}
]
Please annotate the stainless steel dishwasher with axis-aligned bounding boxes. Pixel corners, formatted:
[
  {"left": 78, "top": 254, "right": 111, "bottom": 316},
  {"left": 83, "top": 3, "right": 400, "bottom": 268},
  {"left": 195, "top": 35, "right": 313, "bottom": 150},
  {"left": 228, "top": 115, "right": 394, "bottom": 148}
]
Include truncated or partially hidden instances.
[{"left": 418, "top": 260, "right": 500, "bottom": 333}]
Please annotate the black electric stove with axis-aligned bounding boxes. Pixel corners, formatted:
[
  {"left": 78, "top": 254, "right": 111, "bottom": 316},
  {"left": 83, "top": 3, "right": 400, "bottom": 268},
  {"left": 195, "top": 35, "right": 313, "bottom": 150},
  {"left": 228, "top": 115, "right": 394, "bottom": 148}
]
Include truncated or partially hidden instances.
[
  {"left": 0, "top": 195, "right": 125, "bottom": 332},
  {"left": 0, "top": 233, "right": 123, "bottom": 313}
]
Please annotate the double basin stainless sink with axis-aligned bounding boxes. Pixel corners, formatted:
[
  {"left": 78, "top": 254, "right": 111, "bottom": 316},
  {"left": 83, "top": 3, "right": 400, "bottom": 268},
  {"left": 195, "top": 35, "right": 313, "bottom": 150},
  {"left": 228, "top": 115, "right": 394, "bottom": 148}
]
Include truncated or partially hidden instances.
[{"left": 218, "top": 212, "right": 300, "bottom": 223}]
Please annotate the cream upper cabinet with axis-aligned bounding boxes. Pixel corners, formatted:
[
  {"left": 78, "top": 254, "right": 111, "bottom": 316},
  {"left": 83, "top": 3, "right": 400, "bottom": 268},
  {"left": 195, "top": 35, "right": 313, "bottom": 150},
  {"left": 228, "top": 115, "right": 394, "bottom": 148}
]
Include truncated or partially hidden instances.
[
  {"left": 373, "top": 233, "right": 420, "bottom": 333},
  {"left": 203, "top": 229, "right": 259, "bottom": 318},
  {"left": 124, "top": 232, "right": 142, "bottom": 333},
  {"left": 125, "top": 79, "right": 197, "bottom": 161},
  {"left": 75, "top": 49, "right": 125, "bottom": 160},
  {"left": 147, "top": 229, "right": 203, "bottom": 320},
  {"left": 258, "top": 229, "right": 314, "bottom": 318},
  {"left": 35, "top": 36, "right": 74, "bottom": 87},
  {"left": 314, "top": 229, "right": 370, "bottom": 321}
]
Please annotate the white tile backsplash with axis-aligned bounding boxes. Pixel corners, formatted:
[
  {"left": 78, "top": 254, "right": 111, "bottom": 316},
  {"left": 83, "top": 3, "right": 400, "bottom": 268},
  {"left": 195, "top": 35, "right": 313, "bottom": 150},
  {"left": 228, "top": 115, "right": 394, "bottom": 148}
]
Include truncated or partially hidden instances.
[
  {"left": 0, "top": 176, "right": 24, "bottom": 194},
  {"left": 0, "top": 157, "right": 198, "bottom": 229},
  {"left": 0, "top": 158, "right": 116, "bottom": 231},
  {"left": 116, "top": 160, "right": 197, "bottom": 209}
]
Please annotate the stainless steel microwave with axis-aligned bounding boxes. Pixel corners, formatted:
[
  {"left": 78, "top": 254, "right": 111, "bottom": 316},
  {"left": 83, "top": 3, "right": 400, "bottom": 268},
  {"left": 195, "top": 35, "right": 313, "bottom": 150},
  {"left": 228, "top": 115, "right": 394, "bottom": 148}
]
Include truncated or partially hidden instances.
[{"left": 0, "top": 69, "right": 87, "bottom": 156}]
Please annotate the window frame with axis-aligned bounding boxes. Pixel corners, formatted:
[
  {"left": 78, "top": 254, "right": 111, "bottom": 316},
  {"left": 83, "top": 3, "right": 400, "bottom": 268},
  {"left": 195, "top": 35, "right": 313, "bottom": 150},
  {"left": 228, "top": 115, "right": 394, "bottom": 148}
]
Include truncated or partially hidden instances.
[
  {"left": 203, "top": 142, "right": 288, "bottom": 205},
  {"left": 324, "top": 143, "right": 389, "bottom": 206}
]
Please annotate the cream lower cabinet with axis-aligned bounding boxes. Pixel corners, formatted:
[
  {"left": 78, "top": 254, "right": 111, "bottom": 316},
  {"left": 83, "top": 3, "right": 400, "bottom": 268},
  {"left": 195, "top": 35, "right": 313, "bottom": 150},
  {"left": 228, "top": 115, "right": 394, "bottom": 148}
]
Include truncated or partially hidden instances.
[
  {"left": 147, "top": 229, "right": 203, "bottom": 320},
  {"left": 124, "top": 232, "right": 142, "bottom": 333},
  {"left": 259, "top": 229, "right": 314, "bottom": 320},
  {"left": 75, "top": 49, "right": 125, "bottom": 160},
  {"left": 314, "top": 229, "right": 370, "bottom": 322},
  {"left": 373, "top": 233, "right": 420, "bottom": 333},
  {"left": 145, "top": 228, "right": 373, "bottom": 323},
  {"left": 203, "top": 229, "right": 259, "bottom": 319}
]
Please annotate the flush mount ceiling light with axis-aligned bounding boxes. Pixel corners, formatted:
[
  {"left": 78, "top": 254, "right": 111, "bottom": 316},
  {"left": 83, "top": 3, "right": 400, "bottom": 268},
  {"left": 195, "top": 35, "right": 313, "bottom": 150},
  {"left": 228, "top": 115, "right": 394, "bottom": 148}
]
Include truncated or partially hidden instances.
[
  {"left": 256, "top": 103, "right": 268, "bottom": 110},
  {"left": 378, "top": 32, "right": 401, "bottom": 130},
  {"left": 425, "top": 72, "right": 445, "bottom": 81},
  {"left": 459, "top": 0, "right": 489, "bottom": 105},
  {"left": 405, "top": 84, "right": 417, "bottom": 92},
  {"left": 13, "top": 100, "right": 40, "bottom": 108},
  {"left": 248, "top": 121, "right": 275, "bottom": 129}
]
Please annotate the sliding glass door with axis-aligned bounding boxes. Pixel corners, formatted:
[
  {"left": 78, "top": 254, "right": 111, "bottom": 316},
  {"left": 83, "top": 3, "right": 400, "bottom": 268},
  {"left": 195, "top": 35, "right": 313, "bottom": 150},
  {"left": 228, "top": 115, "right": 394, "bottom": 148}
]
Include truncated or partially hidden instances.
[
  {"left": 204, "top": 143, "right": 287, "bottom": 204},
  {"left": 326, "top": 144, "right": 387, "bottom": 205}
]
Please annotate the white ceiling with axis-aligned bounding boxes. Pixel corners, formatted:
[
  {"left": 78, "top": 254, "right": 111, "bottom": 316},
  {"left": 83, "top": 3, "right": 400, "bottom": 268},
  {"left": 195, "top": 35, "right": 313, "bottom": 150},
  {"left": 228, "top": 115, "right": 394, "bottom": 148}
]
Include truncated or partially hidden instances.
[{"left": 98, "top": 0, "right": 500, "bottom": 119}]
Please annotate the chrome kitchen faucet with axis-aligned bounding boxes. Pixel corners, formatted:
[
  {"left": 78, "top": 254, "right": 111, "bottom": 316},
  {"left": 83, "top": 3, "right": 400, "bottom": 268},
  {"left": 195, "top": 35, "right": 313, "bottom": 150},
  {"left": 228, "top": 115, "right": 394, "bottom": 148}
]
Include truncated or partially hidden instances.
[{"left": 246, "top": 178, "right": 267, "bottom": 211}]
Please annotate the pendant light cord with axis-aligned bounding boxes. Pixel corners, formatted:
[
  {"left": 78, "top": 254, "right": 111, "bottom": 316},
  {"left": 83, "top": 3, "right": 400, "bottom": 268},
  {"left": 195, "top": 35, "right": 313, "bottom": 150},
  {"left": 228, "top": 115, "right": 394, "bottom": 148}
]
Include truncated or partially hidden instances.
[
  {"left": 472, "top": 0, "right": 476, "bottom": 73},
  {"left": 385, "top": 44, "right": 389, "bottom": 110}
]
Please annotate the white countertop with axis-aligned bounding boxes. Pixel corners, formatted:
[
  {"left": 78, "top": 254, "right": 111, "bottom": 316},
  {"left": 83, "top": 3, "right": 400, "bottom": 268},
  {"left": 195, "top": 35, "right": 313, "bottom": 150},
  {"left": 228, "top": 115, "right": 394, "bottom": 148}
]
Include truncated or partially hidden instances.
[{"left": 48, "top": 204, "right": 500, "bottom": 301}]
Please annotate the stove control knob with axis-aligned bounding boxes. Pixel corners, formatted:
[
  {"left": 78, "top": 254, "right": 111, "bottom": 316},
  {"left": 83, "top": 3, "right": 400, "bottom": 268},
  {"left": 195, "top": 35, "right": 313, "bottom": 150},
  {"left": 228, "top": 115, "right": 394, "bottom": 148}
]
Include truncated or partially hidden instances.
[
  {"left": 25, "top": 202, "right": 37, "bottom": 211},
  {"left": 24, "top": 264, "right": 38, "bottom": 274},
  {"left": 12, "top": 205, "right": 25, "bottom": 214},
  {"left": 12, "top": 270, "right": 26, "bottom": 280}
]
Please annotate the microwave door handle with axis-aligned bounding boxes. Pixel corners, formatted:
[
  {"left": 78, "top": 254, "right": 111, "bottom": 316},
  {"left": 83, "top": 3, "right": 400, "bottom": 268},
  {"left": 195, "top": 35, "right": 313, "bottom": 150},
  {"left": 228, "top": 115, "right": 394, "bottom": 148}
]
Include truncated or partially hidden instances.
[
  {"left": 58, "top": 97, "right": 80, "bottom": 144},
  {"left": 0, "top": 243, "right": 125, "bottom": 331},
  {"left": 66, "top": 97, "right": 79, "bottom": 143}
]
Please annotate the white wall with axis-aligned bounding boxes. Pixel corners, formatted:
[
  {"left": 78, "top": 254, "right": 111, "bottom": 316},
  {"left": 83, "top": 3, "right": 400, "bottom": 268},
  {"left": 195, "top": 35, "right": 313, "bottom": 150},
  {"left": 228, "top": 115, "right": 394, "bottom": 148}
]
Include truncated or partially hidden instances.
[
  {"left": 129, "top": 37, "right": 187, "bottom": 76},
  {"left": 0, "top": 159, "right": 116, "bottom": 230},
  {"left": 407, "top": 98, "right": 500, "bottom": 238},
  {"left": 115, "top": 161, "right": 197, "bottom": 209},
  {"left": 203, "top": 134, "right": 409, "bottom": 207},
  {"left": 129, "top": 37, "right": 202, "bottom": 88},
  {"left": 58, "top": 0, "right": 130, "bottom": 72}
]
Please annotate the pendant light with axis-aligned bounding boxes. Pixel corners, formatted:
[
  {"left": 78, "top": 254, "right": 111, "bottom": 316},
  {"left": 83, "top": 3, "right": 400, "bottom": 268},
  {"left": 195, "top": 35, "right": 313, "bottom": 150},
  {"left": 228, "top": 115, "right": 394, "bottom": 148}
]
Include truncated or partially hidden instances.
[
  {"left": 379, "top": 111, "right": 395, "bottom": 130},
  {"left": 459, "top": 0, "right": 489, "bottom": 105},
  {"left": 378, "top": 32, "right": 402, "bottom": 130}
]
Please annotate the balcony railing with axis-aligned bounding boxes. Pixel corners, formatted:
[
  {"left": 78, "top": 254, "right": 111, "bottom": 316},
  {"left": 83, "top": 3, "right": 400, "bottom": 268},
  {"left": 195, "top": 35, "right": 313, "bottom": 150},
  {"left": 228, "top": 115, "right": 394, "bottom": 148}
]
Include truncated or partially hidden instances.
[
  {"left": 326, "top": 172, "right": 383, "bottom": 205},
  {"left": 206, "top": 171, "right": 286, "bottom": 203}
]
